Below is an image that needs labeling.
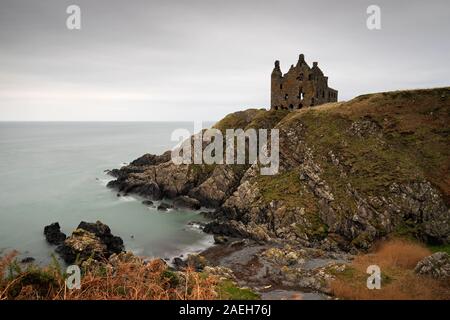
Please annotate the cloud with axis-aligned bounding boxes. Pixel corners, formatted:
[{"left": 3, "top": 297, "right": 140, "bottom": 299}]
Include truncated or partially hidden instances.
[{"left": 0, "top": 0, "right": 449, "bottom": 121}]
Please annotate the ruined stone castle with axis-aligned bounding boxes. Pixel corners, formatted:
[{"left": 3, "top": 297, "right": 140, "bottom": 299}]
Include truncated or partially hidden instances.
[{"left": 271, "top": 54, "right": 338, "bottom": 110}]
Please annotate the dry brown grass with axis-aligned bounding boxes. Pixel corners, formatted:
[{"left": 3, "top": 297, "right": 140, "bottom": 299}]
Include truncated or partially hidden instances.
[
  {"left": 0, "top": 252, "right": 219, "bottom": 300},
  {"left": 357, "top": 238, "right": 432, "bottom": 270},
  {"left": 330, "top": 239, "right": 450, "bottom": 300}
]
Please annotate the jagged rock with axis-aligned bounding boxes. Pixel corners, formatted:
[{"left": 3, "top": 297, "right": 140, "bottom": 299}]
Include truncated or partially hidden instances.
[
  {"left": 204, "top": 220, "right": 270, "bottom": 243},
  {"left": 43, "top": 222, "right": 66, "bottom": 245},
  {"left": 55, "top": 221, "right": 124, "bottom": 264},
  {"left": 77, "top": 221, "right": 124, "bottom": 255},
  {"left": 173, "top": 196, "right": 201, "bottom": 210},
  {"left": 188, "top": 165, "right": 245, "bottom": 207},
  {"left": 414, "top": 252, "right": 450, "bottom": 280},
  {"left": 56, "top": 229, "right": 107, "bottom": 264},
  {"left": 130, "top": 151, "right": 171, "bottom": 166}
]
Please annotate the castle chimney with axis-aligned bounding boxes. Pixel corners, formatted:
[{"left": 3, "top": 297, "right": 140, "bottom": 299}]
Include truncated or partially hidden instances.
[
  {"left": 313, "top": 62, "right": 318, "bottom": 67},
  {"left": 299, "top": 54, "right": 305, "bottom": 62}
]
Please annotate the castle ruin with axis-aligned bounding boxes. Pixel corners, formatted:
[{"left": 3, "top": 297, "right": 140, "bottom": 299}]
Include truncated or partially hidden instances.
[{"left": 271, "top": 54, "right": 338, "bottom": 110}]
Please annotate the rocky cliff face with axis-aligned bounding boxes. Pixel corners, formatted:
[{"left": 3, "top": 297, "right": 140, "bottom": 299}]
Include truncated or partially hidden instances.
[{"left": 108, "top": 88, "right": 450, "bottom": 251}]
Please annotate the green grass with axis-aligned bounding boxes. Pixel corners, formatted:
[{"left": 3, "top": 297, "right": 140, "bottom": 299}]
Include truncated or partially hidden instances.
[
  {"left": 428, "top": 244, "right": 450, "bottom": 255},
  {"left": 213, "top": 109, "right": 266, "bottom": 132},
  {"left": 218, "top": 280, "right": 260, "bottom": 300}
]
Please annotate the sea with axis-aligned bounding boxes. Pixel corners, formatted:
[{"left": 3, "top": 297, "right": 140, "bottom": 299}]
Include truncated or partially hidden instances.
[{"left": 0, "top": 121, "right": 214, "bottom": 265}]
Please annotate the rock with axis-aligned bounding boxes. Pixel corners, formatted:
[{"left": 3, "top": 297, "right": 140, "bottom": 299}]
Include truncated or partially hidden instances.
[
  {"left": 77, "top": 221, "right": 124, "bottom": 255},
  {"left": 142, "top": 200, "right": 154, "bottom": 206},
  {"left": 203, "top": 266, "right": 236, "bottom": 280},
  {"left": 21, "top": 257, "right": 35, "bottom": 264},
  {"left": 157, "top": 202, "right": 173, "bottom": 211},
  {"left": 173, "top": 196, "right": 201, "bottom": 210},
  {"left": 130, "top": 152, "right": 171, "bottom": 166},
  {"left": 172, "top": 254, "right": 207, "bottom": 271},
  {"left": 56, "top": 229, "right": 107, "bottom": 264},
  {"left": 55, "top": 221, "right": 124, "bottom": 264},
  {"left": 188, "top": 165, "right": 245, "bottom": 207},
  {"left": 414, "top": 252, "right": 450, "bottom": 280},
  {"left": 43, "top": 222, "right": 66, "bottom": 245},
  {"left": 186, "top": 254, "right": 207, "bottom": 271},
  {"left": 213, "top": 235, "right": 229, "bottom": 244},
  {"left": 204, "top": 220, "right": 270, "bottom": 243},
  {"left": 172, "top": 257, "right": 187, "bottom": 270}
]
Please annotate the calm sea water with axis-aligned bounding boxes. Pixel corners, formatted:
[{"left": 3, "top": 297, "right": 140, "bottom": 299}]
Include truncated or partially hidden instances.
[{"left": 0, "top": 122, "right": 214, "bottom": 264}]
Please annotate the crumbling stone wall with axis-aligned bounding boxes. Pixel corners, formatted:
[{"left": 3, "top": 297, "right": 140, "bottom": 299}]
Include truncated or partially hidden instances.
[{"left": 271, "top": 54, "right": 338, "bottom": 110}]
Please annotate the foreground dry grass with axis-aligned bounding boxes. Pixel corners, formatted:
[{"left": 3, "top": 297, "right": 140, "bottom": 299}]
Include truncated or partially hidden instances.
[
  {"left": 0, "top": 252, "right": 221, "bottom": 300},
  {"left": 330, "top": 239, "right": 450, "bottom": 300}
]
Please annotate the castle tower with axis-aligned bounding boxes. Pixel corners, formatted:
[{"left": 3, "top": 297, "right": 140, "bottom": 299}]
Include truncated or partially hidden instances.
[{"left": 271, "top": 60, "right": 283, "bottom": 110}]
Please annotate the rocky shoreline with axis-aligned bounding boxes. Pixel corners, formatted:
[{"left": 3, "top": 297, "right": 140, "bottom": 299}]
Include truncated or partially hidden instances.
[
  {"left": 34, "top": 88, "right": 450, "bottom": 299},
  {"left": 43, "top": 219, "right": 353, "bottom": 299},
  {"left": 93, "top": 88, "right": 450, "bottom": 298},
  {"left": 105, "top": 89, "right": 450, "bottom": 254}
]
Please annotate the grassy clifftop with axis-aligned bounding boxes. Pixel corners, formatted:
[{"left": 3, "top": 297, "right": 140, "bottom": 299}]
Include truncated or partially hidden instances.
[{"left": 216, "top": 87, "right": 449, "bottom": 247}]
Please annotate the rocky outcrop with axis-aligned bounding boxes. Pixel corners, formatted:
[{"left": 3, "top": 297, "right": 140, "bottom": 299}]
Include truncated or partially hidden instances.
[
  {"left": 173, "top": 196, "right": 201, "bottom": 210},
  {"left": 106, "top": 88, "right": 450, "bottom": 251},
  {"left": 44, "top": 222, "right": 66, "bottom": 245},
  {"left": 50, "top": 221, "right": 124, "bottom": 264},
  {"left": 204, "top": 220, "right": 271, "bottom": 243},
  {"left": 414, "top": 252, "right": 450, "bottom": 280},
  {"left": 77, "top": 221, "right": 124, "bottom": 255}
]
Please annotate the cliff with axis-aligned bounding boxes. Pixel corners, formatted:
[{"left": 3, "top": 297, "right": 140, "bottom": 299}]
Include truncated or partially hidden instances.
[{"left": 108, "top": 87, "right": 450, "bottom": 251}]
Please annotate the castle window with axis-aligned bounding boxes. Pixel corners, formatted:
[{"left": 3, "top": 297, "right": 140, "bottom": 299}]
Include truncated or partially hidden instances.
[
  {"left": 280, "top": 84, "right": 283, "bottom": 90},
  {"left": 289, "top": 104, "right": 294, "bottom": 110},
  {"left": 308, "top": 74, "right": 313, "bottom": 81},
  {"left": 297, "top": 73, "right": 304, "bottom": 81},
  {"left": 298, "top": 103, "right": 303, "bottom": 109},
  {"left": 284, "top": 94, "right": 288, "bottom": 100},
  {"left": 311, "top": 98, "right": 315, "bottom": 106},
  {"left": 322, "top": 91, "right": 325, "bottom": 98}
]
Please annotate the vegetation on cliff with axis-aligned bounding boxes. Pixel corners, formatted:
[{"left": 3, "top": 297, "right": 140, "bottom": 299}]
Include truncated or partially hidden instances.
[{"left": 0, "top": 251, "right": 258, "bottom": 300}]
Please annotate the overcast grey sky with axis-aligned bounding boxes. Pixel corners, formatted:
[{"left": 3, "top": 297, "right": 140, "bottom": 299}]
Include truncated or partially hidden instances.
[{"left": 0, "top": 0, "right": 449, "bottom": 121}]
